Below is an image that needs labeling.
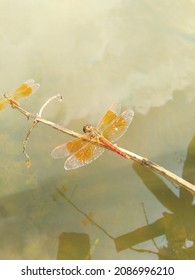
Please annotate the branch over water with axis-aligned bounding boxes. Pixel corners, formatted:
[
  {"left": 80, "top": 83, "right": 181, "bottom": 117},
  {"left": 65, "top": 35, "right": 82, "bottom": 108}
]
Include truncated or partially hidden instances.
[{"left": 6, "top": 94, "right": 195, "bottom": 196}]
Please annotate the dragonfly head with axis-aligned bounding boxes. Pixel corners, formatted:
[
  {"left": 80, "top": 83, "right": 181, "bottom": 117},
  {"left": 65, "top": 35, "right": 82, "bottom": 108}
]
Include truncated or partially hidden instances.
[{"left": 83, "top": 124, "right": 93, "bottom": 133}]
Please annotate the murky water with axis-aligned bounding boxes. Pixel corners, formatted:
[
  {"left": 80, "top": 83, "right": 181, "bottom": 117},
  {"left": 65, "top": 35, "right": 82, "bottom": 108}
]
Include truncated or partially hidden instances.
[{"left": 0, "top": 0, "right": 194, "bottom": 259}]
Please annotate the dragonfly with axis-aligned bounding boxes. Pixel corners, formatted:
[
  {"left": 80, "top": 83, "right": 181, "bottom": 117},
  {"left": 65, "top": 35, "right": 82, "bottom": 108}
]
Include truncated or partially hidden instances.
[
  {"left": 51, "top": 102, "right": 134, "bottom": 170},
  {"left": 0, "top": 79, "right": 40, "bottom": 111}
]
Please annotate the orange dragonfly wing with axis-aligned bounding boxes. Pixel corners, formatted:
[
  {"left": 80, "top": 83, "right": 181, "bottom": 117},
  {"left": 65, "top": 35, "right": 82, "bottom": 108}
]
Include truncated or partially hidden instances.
[
  {"left": 51, "top": 137, "right": 104, "bottom": 170},
  {"left": 12, "top": 79, "right": 40, "bottom": 100},
  {"left": 0, "top": 97, "right": 7, "bottom": 111},
  {"left": 97, "top": 102, "right": 134, "bottom": 142},
  {"left": 0, "top": 79, "right": 40, "bottom": 111},
  {"left": 96, "top": 102, "right": 121, "bottom": 132}
]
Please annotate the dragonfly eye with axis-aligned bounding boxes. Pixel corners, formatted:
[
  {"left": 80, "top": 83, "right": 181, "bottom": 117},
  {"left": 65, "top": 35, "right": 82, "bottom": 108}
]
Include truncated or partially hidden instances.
[{"left": 83, "top": 125, "right": 91, "bottom": 133}]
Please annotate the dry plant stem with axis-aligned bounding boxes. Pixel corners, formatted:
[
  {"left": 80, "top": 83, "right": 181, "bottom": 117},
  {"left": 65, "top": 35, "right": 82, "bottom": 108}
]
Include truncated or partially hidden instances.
[
  {"left": 23, "top": 94, "right": 64, "bottom": 163},
  {"left": 23, "top": 120, "right": 38, "bottom": 167},
  {"left": 120, "top": 147, "right": 195, "bottom": 195},
  {"left": 37, "top": 94, "right": 63, "bottom": 118},
  {"left": 11, "top": 101, "right": 195, "bottom": 196}
]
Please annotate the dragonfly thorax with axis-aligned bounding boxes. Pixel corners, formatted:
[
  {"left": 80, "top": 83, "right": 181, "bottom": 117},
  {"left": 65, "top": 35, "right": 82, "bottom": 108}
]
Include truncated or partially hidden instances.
[{"left": 83, "top": 124, "right": 100, "bottom": 138}]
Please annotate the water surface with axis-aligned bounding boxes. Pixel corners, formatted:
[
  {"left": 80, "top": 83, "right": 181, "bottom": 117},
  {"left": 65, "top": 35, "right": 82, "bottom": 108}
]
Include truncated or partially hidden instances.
[{"left": 0, "top": 0, "right": 194, "bottom": 259}]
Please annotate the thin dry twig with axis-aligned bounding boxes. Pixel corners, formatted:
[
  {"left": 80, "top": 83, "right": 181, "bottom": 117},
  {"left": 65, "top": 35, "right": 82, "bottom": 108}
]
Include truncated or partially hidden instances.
[
  {"left": 37, "top": 93, "right": 63, "bottom": 118},
  {"left": 23, "top": 120, "right": 37, "bottom": 168},
  {"left": 22, "top": 94, "right": 64, "bottom": 166},
  {"left": 7, "top": 96, "right": 195, "bottom": 196}
]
